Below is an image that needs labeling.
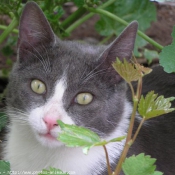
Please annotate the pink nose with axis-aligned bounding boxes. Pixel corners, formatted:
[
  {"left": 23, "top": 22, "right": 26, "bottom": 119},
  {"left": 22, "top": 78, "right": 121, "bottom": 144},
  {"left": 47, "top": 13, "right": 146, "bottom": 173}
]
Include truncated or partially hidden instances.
[{"left": 43, "top": 117, "right": 58, "bottom": 130}]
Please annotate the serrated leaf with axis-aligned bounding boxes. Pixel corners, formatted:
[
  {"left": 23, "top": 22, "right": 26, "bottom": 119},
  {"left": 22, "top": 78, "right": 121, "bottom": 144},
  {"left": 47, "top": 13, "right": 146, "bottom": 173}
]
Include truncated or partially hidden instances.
[
  {"left": 0, "top": 160, "right": 10, "bottom": 175},
  {"left": 138, "top": 91, "right": 175, "bottom": 119},
  {"left": 57, "top": 120, "right": 125, "bottom": 154},
  {"left": 135, "top": 63, "right": 152, "bottom": 76},
  {"left": 58, "top": 120, "right": 101, "bottom": 146},
  {"left": 122, "top": 153, "right": 161, "bottom": 175},
  {"left": 39, "top": 167, "right": 69, "bottom": 175},
  {"left": 112, "top": 58, "right": 141, "bottom": 83},
  {"left": 160, "top": 26, "right": 175, "bottom": 73}
]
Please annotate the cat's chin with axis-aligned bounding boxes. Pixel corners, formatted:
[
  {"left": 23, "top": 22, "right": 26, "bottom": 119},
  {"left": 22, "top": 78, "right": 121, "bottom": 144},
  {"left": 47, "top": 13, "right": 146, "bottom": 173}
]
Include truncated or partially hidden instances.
[{"left": 36, "top": 133, "right": 64, "bottom": 148}]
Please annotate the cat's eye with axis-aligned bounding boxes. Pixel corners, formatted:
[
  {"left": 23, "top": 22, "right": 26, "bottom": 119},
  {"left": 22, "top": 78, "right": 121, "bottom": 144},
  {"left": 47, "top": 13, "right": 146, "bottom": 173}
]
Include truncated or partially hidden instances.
[
  {"left": 75, "top": 93, "right": 93, "bottom": 105},
  {"left": 31, "top": 79, "right": 46, "bottom": 94}
]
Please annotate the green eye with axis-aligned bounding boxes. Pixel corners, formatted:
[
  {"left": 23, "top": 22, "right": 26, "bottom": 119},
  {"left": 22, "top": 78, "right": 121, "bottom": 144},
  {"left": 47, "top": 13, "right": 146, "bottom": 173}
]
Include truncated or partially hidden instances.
[
  {"left": 75, "top": 93, "right": 93, "bottom": 105},
  {"left": 31, "top": 79, "right": 46, "bottom": 94}
]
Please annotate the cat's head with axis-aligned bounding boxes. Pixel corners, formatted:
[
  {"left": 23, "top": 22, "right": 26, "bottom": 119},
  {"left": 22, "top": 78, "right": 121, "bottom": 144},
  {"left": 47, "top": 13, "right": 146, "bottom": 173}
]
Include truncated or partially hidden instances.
[{"left": 6, "top": 2, "right": 138, "bottom": 148}]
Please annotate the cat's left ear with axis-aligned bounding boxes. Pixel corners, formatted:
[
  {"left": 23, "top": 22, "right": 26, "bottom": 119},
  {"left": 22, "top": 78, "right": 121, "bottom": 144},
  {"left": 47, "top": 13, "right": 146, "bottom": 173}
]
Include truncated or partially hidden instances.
[
  {"left": 17, "top": 2, "right": 55, "bottom": 51},
  {"left": 100, "top": 21, "right": 138, "bottom": 63}
]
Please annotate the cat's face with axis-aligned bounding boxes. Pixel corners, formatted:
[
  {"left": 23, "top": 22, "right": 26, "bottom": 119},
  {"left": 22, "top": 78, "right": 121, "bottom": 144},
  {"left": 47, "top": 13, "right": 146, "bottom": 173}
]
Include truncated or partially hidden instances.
[{"left": 6, "top": 2, "right": 138, "bottom": 148}]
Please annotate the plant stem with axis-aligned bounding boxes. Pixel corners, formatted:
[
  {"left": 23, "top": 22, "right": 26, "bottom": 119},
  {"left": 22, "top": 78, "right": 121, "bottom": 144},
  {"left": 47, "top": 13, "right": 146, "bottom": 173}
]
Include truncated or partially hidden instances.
[
  {"left": 65, "top": 0, "right": 116, "bottom": 34},
  {"left": 0, "top": 17, "right": 18, "bottom": 44},
  {"left": 0, "top": 25, "right": 18, "bottom": 34},
  {"left": 103, "top": 145, "right": 112, "bottom": 175},
  {"left": 61, "top": 7, "right": 87, "bottom": 29},
  {"left": 87, "top": 8, "right": 163, "bottom": 51},
  {"left": 114, "top": 84, "right": 139, "bottom": 175},
  {"left": 137, "top": 30, "right": 163, "bottom": 50},
  {"left": 132, "top": 118, "right": 145, "bottom": 143}
]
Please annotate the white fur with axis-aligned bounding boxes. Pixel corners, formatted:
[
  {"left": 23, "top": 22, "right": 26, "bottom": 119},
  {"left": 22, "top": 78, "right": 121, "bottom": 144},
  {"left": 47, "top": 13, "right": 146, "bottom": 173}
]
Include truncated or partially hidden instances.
[{"left": 4, "top": 76, "right": 132, "bottom": 175}]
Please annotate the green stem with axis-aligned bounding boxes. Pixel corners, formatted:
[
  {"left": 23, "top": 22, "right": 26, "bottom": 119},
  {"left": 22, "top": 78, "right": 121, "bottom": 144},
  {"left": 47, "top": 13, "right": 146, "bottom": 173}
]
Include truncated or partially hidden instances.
[
  {"left": 137, "top": 30, "right": 163, "bottom": 50},
  {"left": 132, "top": 118, "right": 145, "bottom": 143},
  {"left": 0, "top": 25, "right": 18, "bottom": 34},
  {"left": 0, "top": 17, "right": 18, "bottom": 44},
  {"left": 61, "top": 7, "right": 87, "bottom": 29},
  {"left": 65, "top": 0, "right": 116, "bottom": 34},
  {"left": 87, "top": 8, "right": 163, "bottom": 50},
  {"left": 114, "top": 84, "right": 139, "bottom": 175},
  {"left": 103, "top": 145, "right": 112, "bottom": 175}
]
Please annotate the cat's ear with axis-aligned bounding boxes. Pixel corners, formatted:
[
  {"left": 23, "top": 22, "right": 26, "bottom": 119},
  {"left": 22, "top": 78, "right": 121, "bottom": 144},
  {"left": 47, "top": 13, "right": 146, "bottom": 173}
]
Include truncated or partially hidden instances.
[
  {"left": 98, "top": 21, "right": 138, "bottom": 83},
  {"left": 17, "top": 2, "right": 55, "bottom": 52},
  {"left": 100, "top": 21, "right": 138, "bottom": 63}
]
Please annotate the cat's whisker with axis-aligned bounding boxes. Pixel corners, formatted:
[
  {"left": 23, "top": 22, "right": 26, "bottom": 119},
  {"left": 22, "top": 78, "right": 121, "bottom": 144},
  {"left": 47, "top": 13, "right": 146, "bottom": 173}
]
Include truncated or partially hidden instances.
[
  {"left": 81, "top": 68, "right": 108, "bottom": 84},
  {"left": 105, "top": 119, "right": 117, "bottom": 127},
  {"left": 81, "top": 61, "right": 104, "bottom": 82},
  {"left": 6, "top": 107, "right": 29, "bottom": 124}
]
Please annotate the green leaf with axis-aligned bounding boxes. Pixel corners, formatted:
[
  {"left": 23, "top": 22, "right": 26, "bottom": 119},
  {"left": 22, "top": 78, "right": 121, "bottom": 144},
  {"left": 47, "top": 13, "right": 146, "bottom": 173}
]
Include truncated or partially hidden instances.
[
  {"left": 152, "top": 172, "right": 163, "bottom": 175},
  {"left": 58, "top": 120, "right": 101, "bottom": 146},
  {"left": 73, "top": 0, "right": 85, "bottom": 7},
  {"left": 160, "top": 26, "right": 175, "bottom": 73},
  {"left": 144, "top": 49, "right": 159, "bottom": 64},
  {"left": 0, "top": 160, "right": 10, "bottom": 175},
  {"left": 134, "top": 35, "right": 148, "bottom": 57},
  {"left": 39, "top": 167, "right": 69, "bottom": 175},
  {"left": 112, "top": 58, "right": 141, "bottom": 83},
  {"left": 122, "top": 153, "right": 163, "bottom": 175},
  {"left": 138, "top": 91, "right": 175, "bottom": 119},
  {"left": 96, "top": 0, "right": 156, "bottom": 34},
  {"left": 95, "top": 0, "right": 156, "bottom": 56},
  {"left": 57, "top": 120, "right": 125, "bottom": 154}
]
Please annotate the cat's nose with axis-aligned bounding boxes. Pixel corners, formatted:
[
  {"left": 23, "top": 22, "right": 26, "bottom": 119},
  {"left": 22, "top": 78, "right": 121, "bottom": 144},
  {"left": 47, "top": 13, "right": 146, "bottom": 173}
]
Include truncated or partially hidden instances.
[{"left": 43, "top": 116, "right": 58, "bottom": 130}]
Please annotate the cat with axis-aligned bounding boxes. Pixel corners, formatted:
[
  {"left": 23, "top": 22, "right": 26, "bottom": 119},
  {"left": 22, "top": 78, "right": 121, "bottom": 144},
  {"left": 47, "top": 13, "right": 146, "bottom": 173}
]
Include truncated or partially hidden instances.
[{"left": 2, "top": 1, "right": 175, "bottom": 175}]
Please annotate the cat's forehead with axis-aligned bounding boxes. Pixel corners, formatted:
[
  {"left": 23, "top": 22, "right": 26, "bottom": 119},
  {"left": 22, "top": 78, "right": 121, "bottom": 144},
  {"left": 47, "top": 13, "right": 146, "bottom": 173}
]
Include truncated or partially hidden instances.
[{"left": 50, "top": 40, "right": 104, "bottom": 75}]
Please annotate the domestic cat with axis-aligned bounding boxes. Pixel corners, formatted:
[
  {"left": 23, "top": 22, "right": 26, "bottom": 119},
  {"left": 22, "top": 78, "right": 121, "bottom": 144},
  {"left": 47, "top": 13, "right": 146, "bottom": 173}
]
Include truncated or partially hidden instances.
[{"left": 2, "top": 1, "right": 175, "bottom": 175}]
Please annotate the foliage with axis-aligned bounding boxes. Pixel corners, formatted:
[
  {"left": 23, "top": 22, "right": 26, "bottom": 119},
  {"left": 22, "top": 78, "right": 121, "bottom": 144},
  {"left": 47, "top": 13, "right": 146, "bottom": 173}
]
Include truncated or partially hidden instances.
[
  {"left": 0, "top": 160, "right": 10, "bottom": 175},
  {"left": 160, "top": 26, "right": 175, "bottom": 73},
  {"left": 122, "top": 153, "right": 163, "bottom": 175},
  {"left": 95, "top": 0, "right": 157, "bottom": 56},
  {"left": 58, "top": 120, "right": 125, "bottom": 154},
  {"left": 138, "top": 91, "right": 175, "bottom": 119}
]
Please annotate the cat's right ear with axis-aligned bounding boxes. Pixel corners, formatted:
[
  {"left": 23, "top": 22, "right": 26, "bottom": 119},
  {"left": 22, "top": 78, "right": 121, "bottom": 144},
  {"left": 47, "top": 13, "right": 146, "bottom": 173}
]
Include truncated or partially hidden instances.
[
  {"left": 17, "top": 2, "right": 55, "bottom": 57},
  {"left": 97, "top": 21, "right": 138, "bottom": 83}
]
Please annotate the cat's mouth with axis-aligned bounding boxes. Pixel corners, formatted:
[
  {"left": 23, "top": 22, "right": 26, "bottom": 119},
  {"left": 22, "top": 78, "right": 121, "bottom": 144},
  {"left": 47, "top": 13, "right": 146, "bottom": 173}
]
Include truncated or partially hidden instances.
[{"left": 39, "top": 132, "right": 57, "bottom": 140}]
